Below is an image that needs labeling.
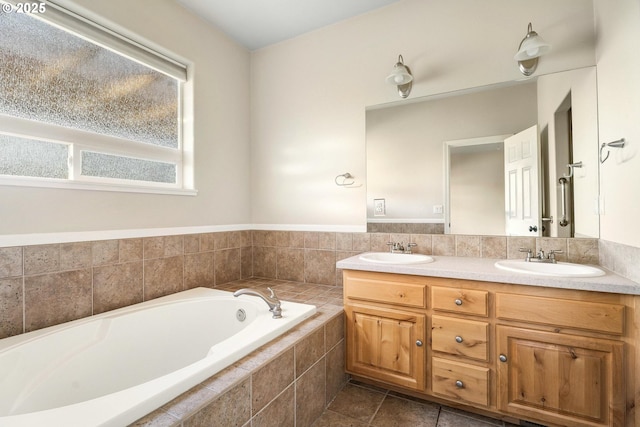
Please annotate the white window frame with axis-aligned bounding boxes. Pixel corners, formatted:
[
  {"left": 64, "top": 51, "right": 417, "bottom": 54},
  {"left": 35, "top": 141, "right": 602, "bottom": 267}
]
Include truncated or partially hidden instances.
[{"left": 0, "top": 0, "right": 195, "bottom": 195}]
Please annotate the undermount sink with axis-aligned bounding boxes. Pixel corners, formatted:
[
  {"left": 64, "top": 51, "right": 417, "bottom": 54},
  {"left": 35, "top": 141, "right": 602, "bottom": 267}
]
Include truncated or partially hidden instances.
[
  {"left": 359, "top": 252, "right": 435, "bottom": 265},
  {"left": 494, "top": 259, "right": 605, "bottom": 278}
]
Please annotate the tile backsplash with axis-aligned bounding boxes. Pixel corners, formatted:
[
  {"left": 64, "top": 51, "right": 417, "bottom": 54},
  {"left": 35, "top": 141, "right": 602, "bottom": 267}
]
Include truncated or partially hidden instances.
[{"left": 0, "top": 229, "right": 611, "bottom": 339}]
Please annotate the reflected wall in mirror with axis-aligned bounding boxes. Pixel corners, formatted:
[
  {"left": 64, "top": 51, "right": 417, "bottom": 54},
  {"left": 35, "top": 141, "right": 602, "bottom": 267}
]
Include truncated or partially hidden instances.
[{"left": 366, "top": 66, "right": 599, "bottom": 238}]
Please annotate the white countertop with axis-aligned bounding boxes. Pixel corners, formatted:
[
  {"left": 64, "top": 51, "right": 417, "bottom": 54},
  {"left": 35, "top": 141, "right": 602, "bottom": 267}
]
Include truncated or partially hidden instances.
[{"left": 337, "top": 253, "right": 640, "bottom": 295}]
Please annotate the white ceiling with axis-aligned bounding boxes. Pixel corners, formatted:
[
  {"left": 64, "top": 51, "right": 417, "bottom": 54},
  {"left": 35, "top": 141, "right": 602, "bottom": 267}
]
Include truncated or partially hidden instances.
[{"left": 176, "top": 0, "right": 401, "bottom": 51}]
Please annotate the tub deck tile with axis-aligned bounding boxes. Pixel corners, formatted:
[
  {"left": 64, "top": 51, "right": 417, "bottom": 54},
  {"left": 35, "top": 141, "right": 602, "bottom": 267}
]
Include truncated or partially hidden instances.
[{"left": 130, "top": 279, "right": 345, "bottom": 427}]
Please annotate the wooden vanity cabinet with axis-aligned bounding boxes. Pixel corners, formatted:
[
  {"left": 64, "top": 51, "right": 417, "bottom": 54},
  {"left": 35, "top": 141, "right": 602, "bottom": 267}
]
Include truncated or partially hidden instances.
[
  {"left": 343, "top": 270, "right": 633, "bottom": 427},
  {"left": 343, "top": 271, "right": 427, "bottom": 391}
]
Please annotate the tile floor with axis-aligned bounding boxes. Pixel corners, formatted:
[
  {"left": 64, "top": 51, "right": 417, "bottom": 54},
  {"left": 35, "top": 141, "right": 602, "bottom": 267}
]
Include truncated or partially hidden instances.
[{"left": 313, "top": 381, "right": 520, "bottom": 427}]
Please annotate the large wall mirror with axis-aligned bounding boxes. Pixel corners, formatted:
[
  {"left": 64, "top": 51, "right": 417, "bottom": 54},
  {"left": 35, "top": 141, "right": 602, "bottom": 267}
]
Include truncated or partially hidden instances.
[{"left": 366, "top": 66, "right": 599, "bottom": 238}]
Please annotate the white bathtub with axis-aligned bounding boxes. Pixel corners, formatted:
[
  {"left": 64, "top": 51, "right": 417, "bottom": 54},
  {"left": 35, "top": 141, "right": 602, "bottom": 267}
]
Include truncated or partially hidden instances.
[{"left": 0, "top": 287, "right": 316, "bottom": 426}]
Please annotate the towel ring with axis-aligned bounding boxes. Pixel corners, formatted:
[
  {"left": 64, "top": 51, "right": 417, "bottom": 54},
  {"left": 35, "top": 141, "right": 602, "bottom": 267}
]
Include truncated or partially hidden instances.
[
  {"left": 600, "top": 138, "right": 625, "bottom": 164},
  {"left": 335, "top": 172, "right": 355, "bottom": 186}
]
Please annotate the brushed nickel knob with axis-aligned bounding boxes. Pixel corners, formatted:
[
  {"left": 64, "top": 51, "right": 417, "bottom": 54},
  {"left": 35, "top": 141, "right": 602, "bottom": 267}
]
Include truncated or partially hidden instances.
[
  {"left": 416, "top": 340, "right": 423, "bottom": 347},
  {"left": 455, "top": 336, "right": 463, "bottom": 343},
  {"left": 454, "top": 298, "right": 463, "bottom": 306},
  {"left": 455, "top": 380, "right": 464, "bottom": 388},
  {"left": 499, "top": 354, "right": 508, "bottom": 363}
]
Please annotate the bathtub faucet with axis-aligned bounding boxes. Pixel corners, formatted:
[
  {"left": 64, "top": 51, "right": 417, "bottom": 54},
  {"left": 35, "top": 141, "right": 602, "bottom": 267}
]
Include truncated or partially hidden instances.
[{"left": 233, "top": 287, "right": 282, "bottom": 319}]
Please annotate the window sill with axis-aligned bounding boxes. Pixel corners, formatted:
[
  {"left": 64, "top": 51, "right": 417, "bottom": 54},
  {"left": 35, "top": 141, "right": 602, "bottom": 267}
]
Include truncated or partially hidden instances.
[{"left": 0, "top": 177, "right": 197, "bottom": 196}]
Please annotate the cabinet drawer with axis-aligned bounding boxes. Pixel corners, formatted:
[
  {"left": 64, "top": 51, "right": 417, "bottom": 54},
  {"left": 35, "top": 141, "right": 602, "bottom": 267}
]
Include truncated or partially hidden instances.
[
  {"left": 496, "top": 293, "right": 624, "bottom": 335},
  {"left": 431, "top": 287, "right": 488, "bottom": 317},
  {"left": 431, "top": 315, "right": 489, "bottom": 361},
  {"left": 345, "top": 274, "right": 426, "bottom": 308},
  {"left": 432, "top": 357, "right": 489, "bottom": 407}
]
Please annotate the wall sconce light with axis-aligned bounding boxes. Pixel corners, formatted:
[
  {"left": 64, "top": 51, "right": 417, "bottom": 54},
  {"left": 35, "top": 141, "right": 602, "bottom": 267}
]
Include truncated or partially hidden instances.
[
  {"left": 514, "top": 23, "right": 551, "bottom": 76},
  {"left": 386, "top": 54, "right": 413, "bottom": 98}
]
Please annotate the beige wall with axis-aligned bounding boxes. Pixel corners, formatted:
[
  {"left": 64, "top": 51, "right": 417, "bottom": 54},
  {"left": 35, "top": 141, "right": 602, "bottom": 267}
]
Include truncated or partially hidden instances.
[
  {"left": 250, "top": 0, "right": 596, "bottom": 230},
  {"left": 0, "top": 0, "right": 252, "bottom": 236},
  {"left": 595, "top": 0, "right": 640, "bottom": 248},
  {"left": 450, "top": 149, "right": 505, "bottom": 235}
]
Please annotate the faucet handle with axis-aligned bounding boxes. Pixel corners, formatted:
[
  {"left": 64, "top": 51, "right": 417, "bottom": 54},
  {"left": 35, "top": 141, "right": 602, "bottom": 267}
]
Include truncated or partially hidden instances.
[
  {"left": 267, "top": 287, "right": 278, "bottom": 300},
  {"left": 547, "top": 249, "right": 563, "bottom": 260},
  {"left": 519, "top": 247, "right": 532, "bottom": 261}
]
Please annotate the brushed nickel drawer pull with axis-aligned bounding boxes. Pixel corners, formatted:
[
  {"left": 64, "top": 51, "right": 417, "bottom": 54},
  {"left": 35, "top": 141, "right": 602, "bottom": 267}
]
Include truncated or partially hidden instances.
[
  {"left": 455, "top": 336, "right": 463, "bottom": 343},
  {"left": 454, "top": 298, "right": 463, "bottom": 306},
  {"left": 455, "top": 380, "right": 464, "bottom": 388}
]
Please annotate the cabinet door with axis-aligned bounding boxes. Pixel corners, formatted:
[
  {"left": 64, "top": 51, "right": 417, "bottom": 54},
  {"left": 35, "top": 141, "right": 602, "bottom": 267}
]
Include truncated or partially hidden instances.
[
  {"left": 345, "top": 303, "right": 425, "bottom": 391},
  {"left": 496, "top": 326, "right": 624, "bottom": 427}
]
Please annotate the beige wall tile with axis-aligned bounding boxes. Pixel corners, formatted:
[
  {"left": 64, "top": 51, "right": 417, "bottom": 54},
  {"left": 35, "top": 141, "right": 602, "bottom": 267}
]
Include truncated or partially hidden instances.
[
  {"left": 252, "top": 348, "right": 294, "bottom": 414},
  {"left": 60, "top": 242, "right": 92, "bottom": 271},
  {"left": 213, "top": 232, "right": 229, "bottom": 250},
  {"left": 536, "top": 237, "right": 568, "bottom": 262},
  {"left": 185, "top": 252, "right": 214, "bottom": 289},
  {"left": 432, "top": 235, "right": 455, "bottom": 256},
  {"left": 277, "top": 248, "right": 304, "bottom": 282},
  {"left": 252, "top": 385, "right": 295, "bottom": 427},
  {"left": 0, "top": 277, "right": 23, "bottom": 338},
  {"left": 275, "top": 231, "right": 290, "bottom": 247},
  {"left": 325, "top": 314, "right": 344, "bottom": 349},
  {"left": 325, "top": 341, "right": 347, "bottom": 404},
  {"left": 240, "top": 247, "right": 253, "bottom": 279},
  {"left": 506, "top": 236, "right": 536, "bottom": 259},
  {"left": 481, "top": 236, "right": 507, "bottom": 259},
  {"left": 144, "top": 256, "right": 184, "bottom": 300},
  {"left": 164, "top": 235, "right": 184, "bottom": 257},
  {"left": 336, "top": 233, "right": 353, "bottom": 251},
  {"left": 352, "top": 233, "right": 371, "bottom": 252},
  {"left": 409, "top": 234, "right": 432, "bottom": 255},
  {"left": 295, "top": 360, "right": 326, "bottom": 427},
  {"left": 304, "top": 232, "right": 319, "bottom": 249},
  {"left": 200, "top": 233, "right": 216, "bottom": 251},
  {"left": 183, "top": 234, "right": 201, "bottom": 253},
  {"left": 456, "top": 235, "right": 480, "bottom": 258},
  {"left": 0, "top": 247, "right": 23, "bottom": 278},
  {"left": 567, "top": 238, "right": 599, "bottom": 264},
  {"left": 24, "top": 244, "right": 59, "bottom": 275},
  {"left": 24, "top": 269, "right": 92, "bottom": 332},
  {"left": 93, "top": 240, "right": 119, "bottom": 266},
  {"left": 184, "top": 378, "right": 251, "bottom": 427},
  {"left": 252, "top": 246, "right": 277, "bottom": 279},
  {"left": 318, "top": 233, "right": 336, "bottom": 250},
  {"left": 120, "top": 238, "right": 143, "bottom": 262},
  {"left": 93, "top": 262, "right": 143, "bottom": 314},
  {"left": 304, "top": 250, "right": 336, "bottom": 286},
  {"left": 215, "top": 248, "right": 241, "bottom": 285},
  {"left": 370, "top": 233, "right": 390, "bottom": 252},
  {"left": 289, "top": 231, "right": 305, "bottom": 248},
  {"left": 295, "top": 326, "right": 325, "bottom": 377},
  {"left": 230, "top": 230, "right": 251, "bottom": 248}
]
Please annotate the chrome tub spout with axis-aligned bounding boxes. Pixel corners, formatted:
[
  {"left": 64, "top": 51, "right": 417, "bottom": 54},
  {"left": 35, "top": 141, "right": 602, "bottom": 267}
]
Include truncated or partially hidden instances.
[{"left": 233, "top": 287, "right": 282, "bottom": 318}]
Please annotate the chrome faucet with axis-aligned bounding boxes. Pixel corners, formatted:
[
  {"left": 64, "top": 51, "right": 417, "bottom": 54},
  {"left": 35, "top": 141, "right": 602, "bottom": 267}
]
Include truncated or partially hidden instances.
[
  {"left": 233, "top": 287, "right": 282, "bottom": 318},
  {"left": 387, "top": 242, "right": 417, "bottom": 254},
  {"left": 519, "top": 248, "right": 563, "bottom": 263}
]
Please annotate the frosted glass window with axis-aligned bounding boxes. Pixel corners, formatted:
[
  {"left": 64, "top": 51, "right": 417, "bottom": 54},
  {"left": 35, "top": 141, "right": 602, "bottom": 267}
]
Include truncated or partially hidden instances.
[
  {"left": 0, "top": 11, "right": 179, "bottom": 148},
  {"left": 0, "top": 135, "right": 68, "bottom": 179},
  {"left": 81, "top": 152, "right": 176, "bottom": 184}
]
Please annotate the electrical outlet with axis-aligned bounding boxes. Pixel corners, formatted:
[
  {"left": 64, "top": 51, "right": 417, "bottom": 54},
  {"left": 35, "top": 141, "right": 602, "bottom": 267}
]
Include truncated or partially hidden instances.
[{"left": 433, "top": 205, "right": 443, "bottom": 214}]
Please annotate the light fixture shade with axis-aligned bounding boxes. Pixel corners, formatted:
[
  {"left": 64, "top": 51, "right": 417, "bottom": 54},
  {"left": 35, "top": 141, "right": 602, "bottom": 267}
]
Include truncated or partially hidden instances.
[
  {"left": 515, "top": 23, "right": 551, "bottom": 76},
  {"left": 514, "top": 32, "right": 551, "bottom": 60},
  {"left": 386, "top": 54, "right": 413, "bottom": 98},
  {"left": 386, "top": 64, "right": 413, "bottom": 85}
]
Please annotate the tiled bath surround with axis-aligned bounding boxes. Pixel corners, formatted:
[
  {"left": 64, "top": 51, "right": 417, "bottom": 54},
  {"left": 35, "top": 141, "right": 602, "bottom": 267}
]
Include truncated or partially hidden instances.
[
  {"left": 0, "top": 229, "right": 635, "bottom": 427},
  {"left": 131, "top": 279, "right": 346, "bottom": 427},
  {"left": 0, "top": 229, "right": 605, "bottom": 339}
]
